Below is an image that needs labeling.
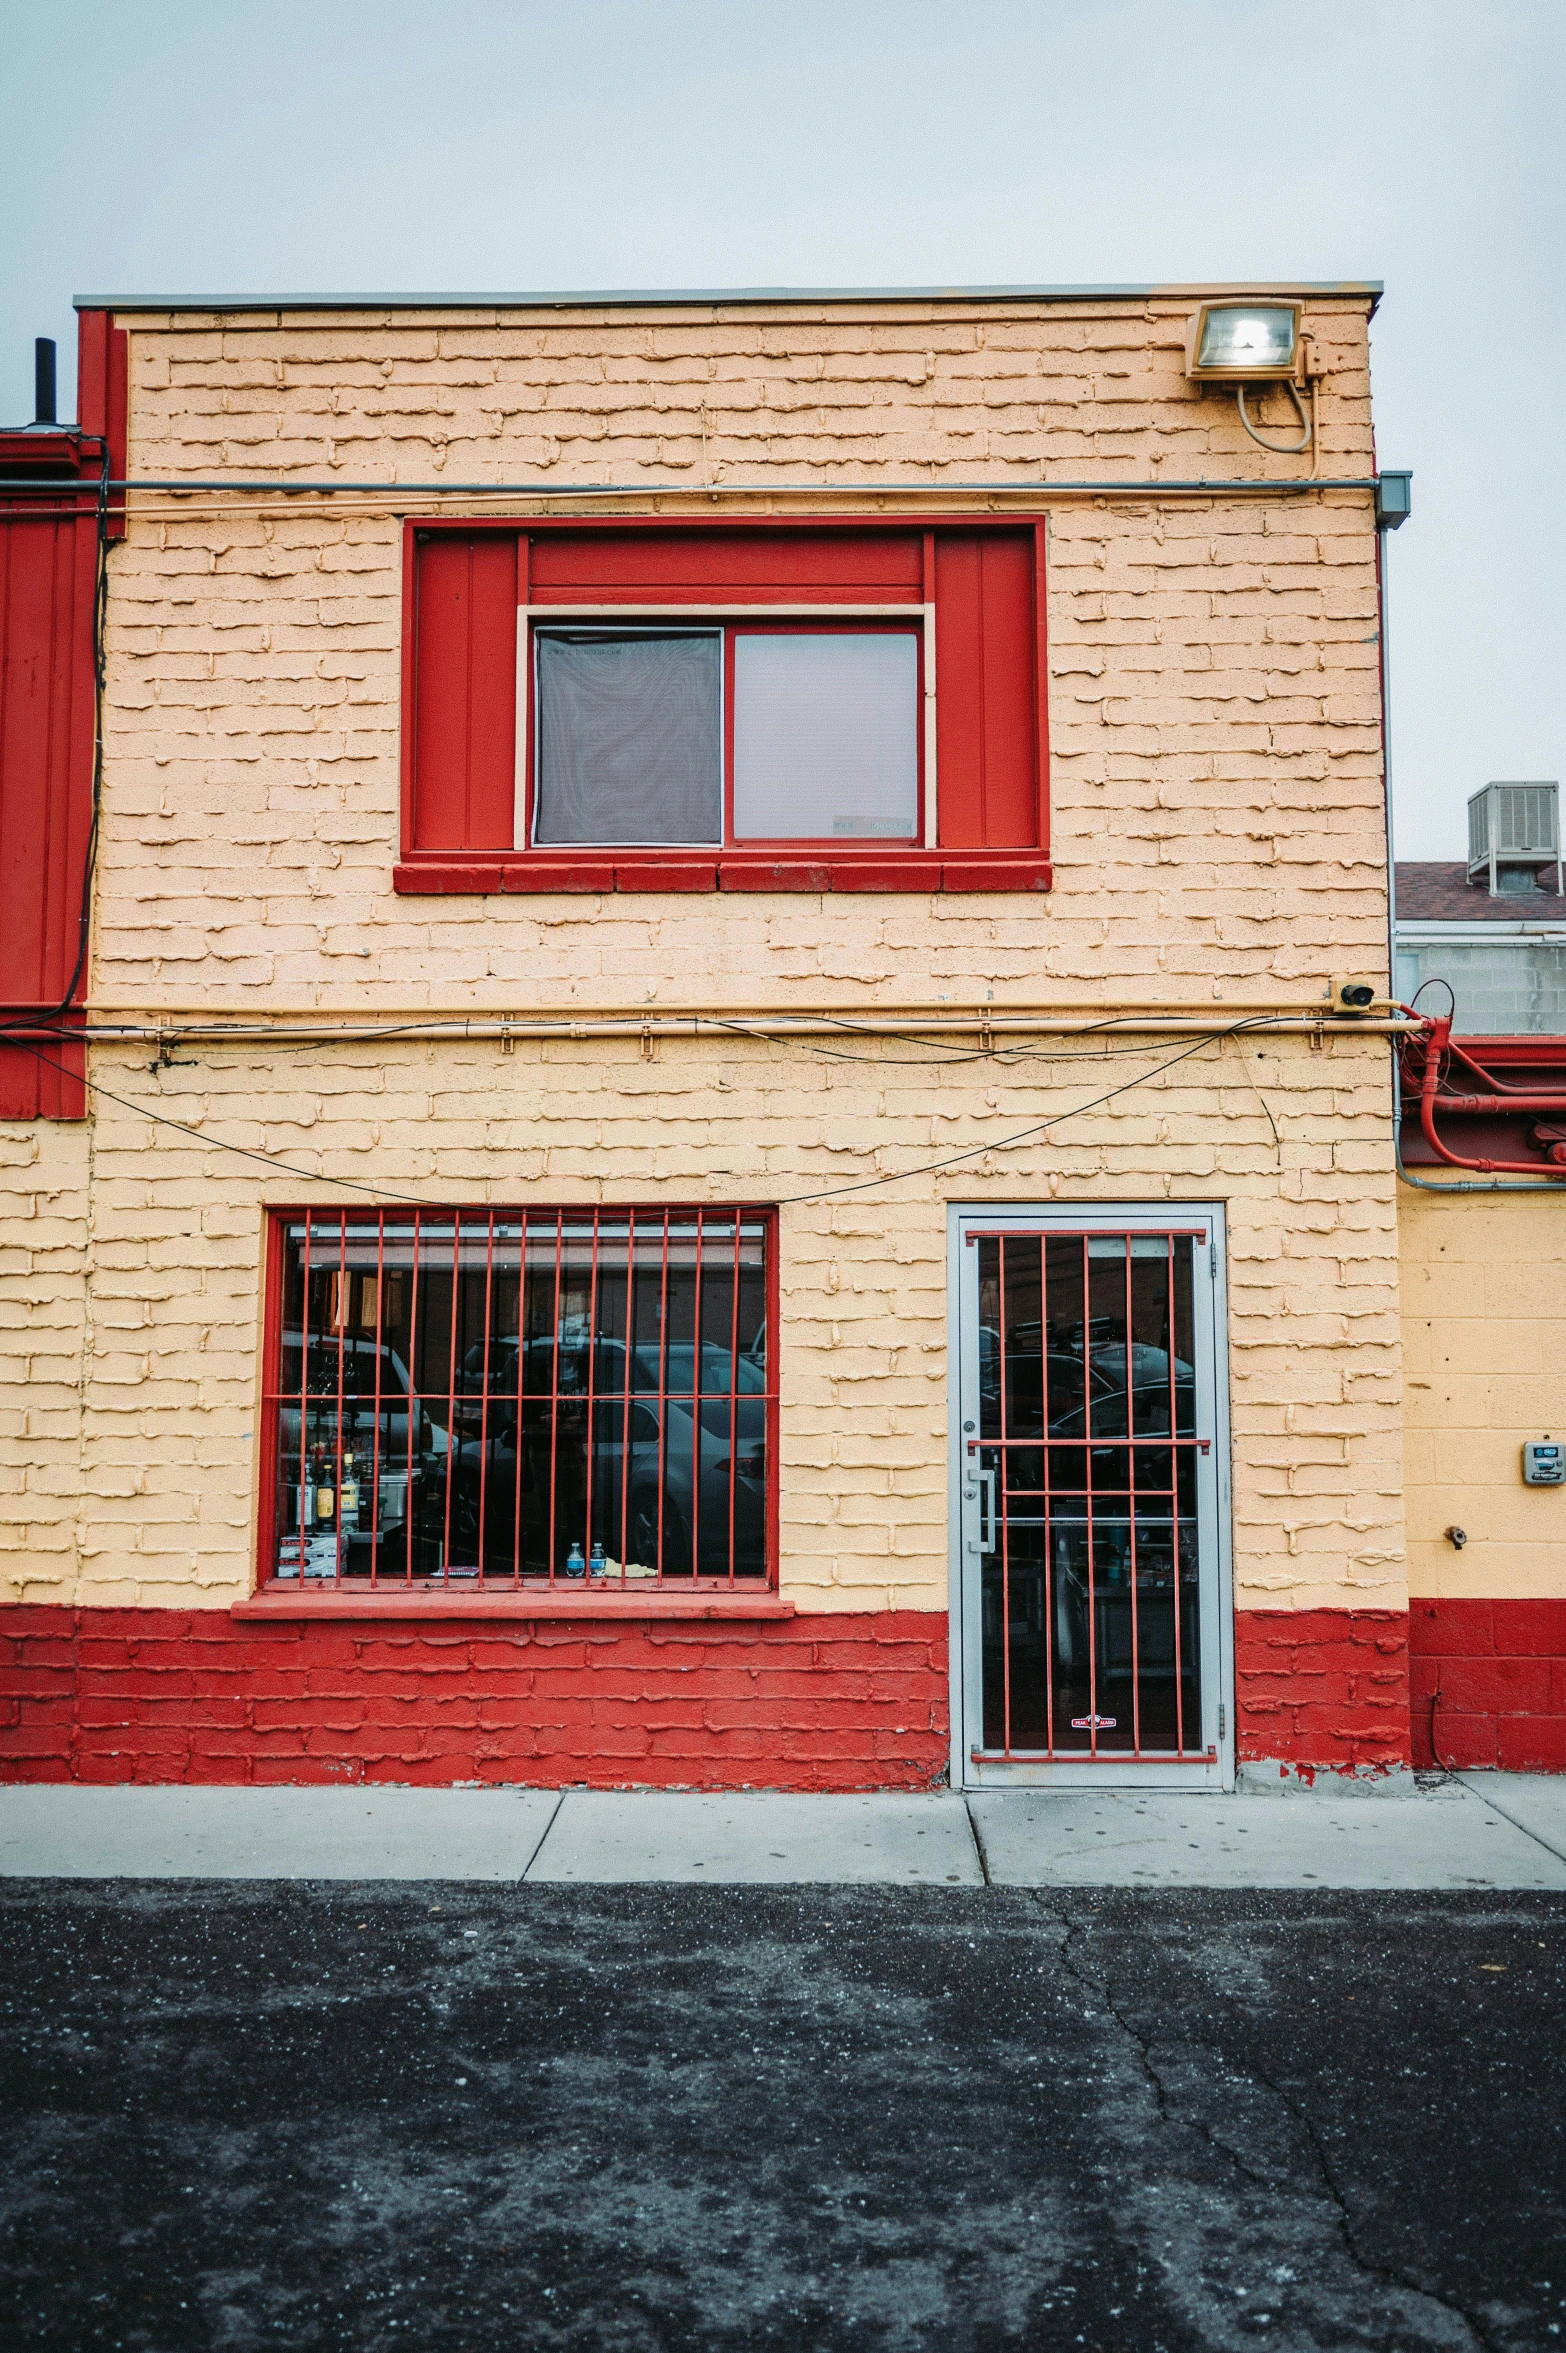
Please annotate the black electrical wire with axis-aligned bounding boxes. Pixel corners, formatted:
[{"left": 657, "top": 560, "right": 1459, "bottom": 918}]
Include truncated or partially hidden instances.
[
  {"left": 4, "top": 1004, "right": 1343, "bottom": 1072},
  {"left": 771, "top": 1019, "right": 1277, "bottom": 1204},
  {"left": 12, "top": 1043, "right": 436, "bottom": 1209},
  {"left": 13, "top": 1016, "right": 1276, "bottom": 1213}
]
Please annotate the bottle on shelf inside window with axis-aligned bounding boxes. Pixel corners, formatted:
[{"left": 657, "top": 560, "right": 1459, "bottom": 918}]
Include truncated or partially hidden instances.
[{"left": 564, "top": 1541, "right": 586, "bottom": 1578}]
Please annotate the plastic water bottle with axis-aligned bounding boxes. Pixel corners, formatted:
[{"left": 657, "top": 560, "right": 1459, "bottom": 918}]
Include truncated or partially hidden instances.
[
  {"left": 589, "top": 1540, "right": 607, "bottom": 1578},
  {"left": 564, "top": 1541, "right": 586, "bottom": 1579}
]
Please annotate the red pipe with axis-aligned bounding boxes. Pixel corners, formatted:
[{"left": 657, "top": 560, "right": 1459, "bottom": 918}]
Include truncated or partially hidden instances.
[
  {"left": 1432, "top": 1091, "right": 1566, "bottom": 1115},
  {"left": 1412, "top": 1014, "right": 1566, "bottom": 1178}
]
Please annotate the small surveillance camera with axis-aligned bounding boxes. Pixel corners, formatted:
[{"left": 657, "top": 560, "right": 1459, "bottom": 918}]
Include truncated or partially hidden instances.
[{"left": 1329, "top": 978, "right": 1378, "bottom": 1014}]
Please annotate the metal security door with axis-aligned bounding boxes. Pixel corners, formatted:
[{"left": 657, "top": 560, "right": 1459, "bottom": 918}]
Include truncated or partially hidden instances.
[{"left": 953, "top": 1207, "right": 1232, "bottom": 1790}]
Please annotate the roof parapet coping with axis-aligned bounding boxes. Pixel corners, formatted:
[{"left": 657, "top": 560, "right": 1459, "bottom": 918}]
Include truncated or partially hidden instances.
[{"left": 75, "top": 279, "right": 1384, "bottom": 317}]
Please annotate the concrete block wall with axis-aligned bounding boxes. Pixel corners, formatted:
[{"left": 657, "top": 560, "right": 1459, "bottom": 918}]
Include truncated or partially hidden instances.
[
  {"left": 1400, "top": 1187, "right": 1566, "bottom": 1599},
  {"left": 1401, "top": 1185, "right": 1566, "bottom": 1770},
  {"left": 0, "top": 1125, "right": 91, "bottom": 1587}
]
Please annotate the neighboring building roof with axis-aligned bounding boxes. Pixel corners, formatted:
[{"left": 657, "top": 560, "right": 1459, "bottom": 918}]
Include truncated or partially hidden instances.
[
  {"left": 74, "top": 280, "right": 1384, "bottom": 316},
  {"left": 1397, "top": 862, "right": 1564, "bottom": 921}
]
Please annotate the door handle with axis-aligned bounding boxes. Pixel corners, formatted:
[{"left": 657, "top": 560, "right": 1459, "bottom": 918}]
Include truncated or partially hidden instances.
[{"left": 979, "top": 1467, "right": 998, "bottom": 1555}]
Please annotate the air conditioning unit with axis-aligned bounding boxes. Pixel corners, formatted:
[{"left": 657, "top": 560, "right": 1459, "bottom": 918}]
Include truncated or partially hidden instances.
[{"left": 1466, "top": 781, "right": 1562, "bottom": 897}]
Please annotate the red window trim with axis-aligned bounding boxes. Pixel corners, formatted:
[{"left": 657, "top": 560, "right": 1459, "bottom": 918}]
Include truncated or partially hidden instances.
[
  {"left": 398, "top": 515, "right": 1052, "bottom": 895},
  {"left": 232, "top": 1591, "right": 798, "bottom": 1621},
  {"left": 256, "top": 1201, "right": 782, "bottom": 1603}
]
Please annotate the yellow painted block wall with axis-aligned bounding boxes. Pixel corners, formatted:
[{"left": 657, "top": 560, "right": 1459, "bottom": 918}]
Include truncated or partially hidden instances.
[
  {"left": 0, "top": 1125, "right": 91, "bottom": 1579},
  {"left": 1, "top": 296, "right": 1408, "bottom": 1619},
  {"left": 1400, "top": 1184, "right": 1566, "bottom": 1598}
]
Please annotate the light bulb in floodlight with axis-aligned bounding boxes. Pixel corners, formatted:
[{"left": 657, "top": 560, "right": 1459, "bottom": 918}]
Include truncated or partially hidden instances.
[{"left": 1188, "top": 302, "right": 1300, "bottom": 380}]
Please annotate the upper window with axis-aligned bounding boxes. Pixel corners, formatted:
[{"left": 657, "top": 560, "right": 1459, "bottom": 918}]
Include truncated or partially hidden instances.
[
  {"left": 533, "top": 623, "right": 920, "bottom": 848},
  {"left": 401, "top": 521, "right": 1049, "bottom": 888}
]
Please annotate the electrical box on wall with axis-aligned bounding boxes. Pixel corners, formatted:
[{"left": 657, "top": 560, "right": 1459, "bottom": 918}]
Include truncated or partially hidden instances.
[{"left": 1523, "top": 1441, "right": 1565, "bottom": 1486}]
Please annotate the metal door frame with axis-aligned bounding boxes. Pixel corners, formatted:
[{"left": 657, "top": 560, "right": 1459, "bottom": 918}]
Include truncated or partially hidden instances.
[{"left": 946, "top": 1202, "right": 1235, "bottom": 1792}]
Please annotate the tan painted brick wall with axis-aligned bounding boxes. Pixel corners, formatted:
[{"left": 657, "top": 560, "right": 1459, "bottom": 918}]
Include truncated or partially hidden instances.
[
  {"left": 1400, "top": 1186, "right": 1566, "bottom": 1599},
  {"left": 3, "top": 297, "right": 1405, "bottom": 1616},
  {"left": 0, "top": 1125, "right": 91, "bottom": 1582},
  {"left": 10, "top": 1024, "right": 1401, "bottom": 1615}
]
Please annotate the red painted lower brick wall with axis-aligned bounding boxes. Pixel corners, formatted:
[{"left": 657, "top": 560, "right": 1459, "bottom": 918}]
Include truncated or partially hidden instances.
[
  {"left": 0, "top": 1606, "right": 950, "bottom": 1791},
  {"left": 15, "top": 1598, "right": 1558, "bottom": 1786},
  {"left": 1233, "top": 1607, "right": 1412, "bottom": 1776},
  {"left": 1410, "top": 1598, "right": 1566, "bottom": 1772}
]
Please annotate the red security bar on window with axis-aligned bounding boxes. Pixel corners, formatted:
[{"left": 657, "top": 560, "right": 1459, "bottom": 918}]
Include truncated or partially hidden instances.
[{"left": 259, "top": 1207, "right": 777, "bottom": 1592}]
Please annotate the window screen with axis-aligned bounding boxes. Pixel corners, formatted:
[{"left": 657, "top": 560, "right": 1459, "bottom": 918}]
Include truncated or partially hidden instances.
[
  {"left": 534, "top": 631, "right": 722, "bottom": 846},
  {"left": 732, "top": 632, "right": 918, "bottom": 841}
]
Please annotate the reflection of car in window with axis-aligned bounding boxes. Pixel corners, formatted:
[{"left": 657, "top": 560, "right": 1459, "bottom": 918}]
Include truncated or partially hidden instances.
[
  {"left": 1053, "top": 1347, "right": 1194, "bottom": 1440},
  {"left": 280, "top": 1333, "right": 438, "bottom": 1452},
  {"left": 443, "top": 1333, "right": 767, "bottom": 1578}
]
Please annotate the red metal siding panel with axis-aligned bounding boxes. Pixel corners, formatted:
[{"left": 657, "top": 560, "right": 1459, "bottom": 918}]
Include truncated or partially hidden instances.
[
  {"left": 1, "top": 519, "right": 77, "bottom": 997},
  {"left": 0, "top": 503, "right": 96, "bottom": 1117},
  {"left": 410, "top": 533, "right": 518, "bottom": 850},
  {"left": 934, "top": 531, "right": 1039, "bottom": 849},
  {"left": 75, "top": 310, "right": 128, "bottom": 539},
  {"left": 0, "top": 1016, "right": 85, "bottom": 1120}
]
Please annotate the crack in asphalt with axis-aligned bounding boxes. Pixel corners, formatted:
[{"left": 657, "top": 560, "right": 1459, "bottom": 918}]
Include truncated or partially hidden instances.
[
  {"left": 1035, "top": 1893, "right": 1499, "bottom": 2353},
  {"left": 1043, "top": 1898, "right": 1278, "bottom": 2190},
  {"left": 1264, "top": 2069, "right": 1502, "bottom": 2353}
]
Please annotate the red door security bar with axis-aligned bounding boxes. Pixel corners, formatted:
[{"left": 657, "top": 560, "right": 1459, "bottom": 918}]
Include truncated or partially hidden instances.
[
  {"left": 260, "top": 1207, "right": 777, "bottom": 1592},
  {"left": 970, "top": 1229, "right": 1211, "bottom": 1762}
]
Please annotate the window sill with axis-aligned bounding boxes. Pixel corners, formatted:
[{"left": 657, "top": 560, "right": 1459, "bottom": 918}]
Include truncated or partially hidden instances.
[
  {"left": 233, "top": 1588, "right": 796, "bottom": 1622},
  {"left": 393, "top": 855, "right": 1051, "bottom": 897}
]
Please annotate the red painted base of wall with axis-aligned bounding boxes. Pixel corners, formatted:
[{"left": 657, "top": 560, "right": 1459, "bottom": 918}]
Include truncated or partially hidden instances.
[
  {"left": 1233, "top": 1608, "right": 1412, "bottom": 1775},
  {"left": 0, "top": 1606, "right": 950, "bottom": 1791},
  {"left": 1411, "top": 1599, "right": 1566, "bottom": 1772},
  {"left": 13, "top": 1599, "right": 1560, "bottom": 1787}
]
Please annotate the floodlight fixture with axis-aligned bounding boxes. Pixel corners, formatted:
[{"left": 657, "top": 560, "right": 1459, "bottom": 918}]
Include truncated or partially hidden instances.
[
  {"left": 1184, "top": 299, "right": 1311, "bottom": 455},
  {"left": 1184, "top": 302, "right": 1303, "bottom": 383}
]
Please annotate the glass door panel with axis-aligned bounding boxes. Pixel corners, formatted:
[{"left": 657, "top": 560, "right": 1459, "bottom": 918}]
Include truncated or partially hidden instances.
[{"left": 959, "top": 1216, "right": 1227, "bottom": 1783}]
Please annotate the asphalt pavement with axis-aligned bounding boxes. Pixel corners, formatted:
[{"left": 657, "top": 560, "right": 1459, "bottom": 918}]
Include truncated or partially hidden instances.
[{"left": 2, "top": 1879, "right": 1563, "bottom": 2352}]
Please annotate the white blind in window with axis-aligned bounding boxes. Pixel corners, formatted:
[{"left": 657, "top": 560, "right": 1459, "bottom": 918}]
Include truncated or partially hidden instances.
[{"left": 732, "top": 633, "right": 918, "bottom": 842}]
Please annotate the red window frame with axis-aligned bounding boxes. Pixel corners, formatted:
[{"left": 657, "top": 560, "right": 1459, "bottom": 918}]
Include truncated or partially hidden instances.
[
  {"left": 256, "top": 1202, "right": 781, "bottom": 1599},
  {"left": 396, "top": 516, "right": 1052, "bottom": 896}
]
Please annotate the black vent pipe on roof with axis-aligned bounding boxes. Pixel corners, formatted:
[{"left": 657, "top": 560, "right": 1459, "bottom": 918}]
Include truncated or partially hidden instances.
[{"left": 33, "top": 338, "right": 56, "bottom": 426}]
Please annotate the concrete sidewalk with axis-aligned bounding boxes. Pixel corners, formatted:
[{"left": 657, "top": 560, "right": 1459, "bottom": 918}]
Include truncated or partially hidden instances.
[{"left": 4, "top": 1773, "right": 1566, "bottom": 1887}]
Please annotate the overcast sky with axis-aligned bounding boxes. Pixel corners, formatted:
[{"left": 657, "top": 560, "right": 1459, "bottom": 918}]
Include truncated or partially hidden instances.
[{"left": 4, "top": 0, "right": 1561, "bottom": 859}]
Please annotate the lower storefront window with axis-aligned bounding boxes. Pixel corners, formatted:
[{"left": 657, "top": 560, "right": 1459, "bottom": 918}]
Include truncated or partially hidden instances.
[{"left": 262, "top": 1206, "right": 774, "bottom": 1590}]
